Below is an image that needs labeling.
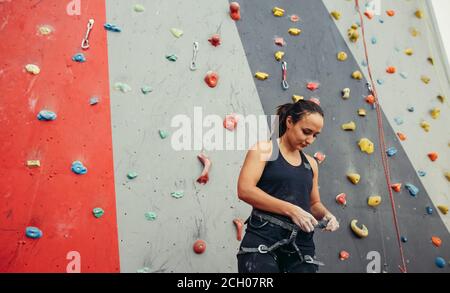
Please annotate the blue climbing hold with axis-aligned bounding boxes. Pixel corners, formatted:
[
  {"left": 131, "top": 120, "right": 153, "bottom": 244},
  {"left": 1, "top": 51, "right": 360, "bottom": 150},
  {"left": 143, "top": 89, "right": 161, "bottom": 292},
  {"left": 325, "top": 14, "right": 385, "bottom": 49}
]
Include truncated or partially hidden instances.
[
  {"left": 104, "top": 23, "right": 121, "bottom": 32},
  {"left": 394, "top": 117, "right": 404, "bottom": 125},
  {"left": 386, "top": 147, "right": 397, "bottom": 157},
  {"left": 435, "top": 257, "right": 446, "bottom": 268},
  {"left": 426, "top": 206, "right": 433, "bottom": 215},
  {"left": 418, "top": 170, "right": 426, "bottom": 177},
  {"left": 371, "top": 37, "right": 377, "bottom": 44},
  {"left": 71, "top": 161, "right": 87, "bottom": 175},
  {"left": 37, "top": 110, "right": 57, "bottom": 121},
  {"left": 401, "top": 236, "right": 408, "bottom": 243},
  {"left": 90, "top": 96, "right": 99, "bottom": 105},
  {"left": 25, "top": 226, "right": 43, "bottom": 239},
  {"left": 72, "top": 53, "right": 86, "bottom": 63},
  {"left": 405, "top": 183, "right": 419, "bottom": 197},
  {"left": 379, "top": 18, "right": 384, "bottom": 24}
]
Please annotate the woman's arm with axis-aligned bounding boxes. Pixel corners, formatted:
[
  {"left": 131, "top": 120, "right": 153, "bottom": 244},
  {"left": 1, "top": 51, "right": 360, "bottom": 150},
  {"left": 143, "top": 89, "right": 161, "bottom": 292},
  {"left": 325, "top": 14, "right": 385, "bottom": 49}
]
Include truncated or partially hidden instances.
[
  {"left": 238, "top": 142, "right": 318, "bottom": 232},
  {"left": 307, "top": 154, "right": 340, "bottom": 232}
]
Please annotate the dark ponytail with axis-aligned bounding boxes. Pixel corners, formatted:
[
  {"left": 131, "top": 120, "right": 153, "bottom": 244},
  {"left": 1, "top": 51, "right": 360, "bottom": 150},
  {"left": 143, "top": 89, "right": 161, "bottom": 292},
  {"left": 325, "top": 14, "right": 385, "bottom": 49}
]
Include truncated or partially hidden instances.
[{"left": 276, "top": 100, "right": 324, "bottom": 137}]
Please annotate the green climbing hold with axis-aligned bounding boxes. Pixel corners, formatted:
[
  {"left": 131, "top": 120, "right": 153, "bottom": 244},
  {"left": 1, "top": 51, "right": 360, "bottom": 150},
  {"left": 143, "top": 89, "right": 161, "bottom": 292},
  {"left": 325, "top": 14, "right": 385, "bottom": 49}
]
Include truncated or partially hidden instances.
[
  {"left": 145, "top": 212, "right": 157, "bottom": 221},
  {"left": 134, "top": 4, "right": 145, "bottom": 12},
  {"left": 137, "top": 267, "right": 150, "bottom": 273},
  {"left": 159, "top": 130, "right": 168, "bottom": 139},
  {"left": 93, "top": 208, "right": 104, "bottom": 218},
  {"left": 171, "top": 190, "right": 184, "bottom": 199},
  {"left": 166, "top": 54, "right": 178, "bottom": 62},
  {"left": 127, "top": 172, "right": 138, "bottom": 179},
  {"left": 141, "top": 86, "right": 153, "bottom": 94},
  {"left": 114, "top": 82, "right": 132, "bottom": 93}
]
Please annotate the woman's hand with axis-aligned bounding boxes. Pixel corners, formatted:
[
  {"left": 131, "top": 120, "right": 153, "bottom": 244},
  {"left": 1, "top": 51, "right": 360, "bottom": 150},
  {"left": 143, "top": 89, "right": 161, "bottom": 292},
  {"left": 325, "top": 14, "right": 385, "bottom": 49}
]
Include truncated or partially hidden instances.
[
  {"left": 289, "top": 205, "right": 319, "bottom": 233},
  {"left": 323, "top": 214, "right": 339, "bottom": 232}
]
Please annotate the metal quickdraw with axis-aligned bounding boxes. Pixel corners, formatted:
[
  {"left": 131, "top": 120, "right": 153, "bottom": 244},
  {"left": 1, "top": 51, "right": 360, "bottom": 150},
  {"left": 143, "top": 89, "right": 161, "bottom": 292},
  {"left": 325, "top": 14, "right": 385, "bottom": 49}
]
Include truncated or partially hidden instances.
[
  {"left": 281, "top": 61, "right": 289, "bottom": 90},
  {"left": 190, "top": 41, "right": 199, "bottom": 71},
  {"left": 81, "top": 19, "right": 95, "bottom": 50}
]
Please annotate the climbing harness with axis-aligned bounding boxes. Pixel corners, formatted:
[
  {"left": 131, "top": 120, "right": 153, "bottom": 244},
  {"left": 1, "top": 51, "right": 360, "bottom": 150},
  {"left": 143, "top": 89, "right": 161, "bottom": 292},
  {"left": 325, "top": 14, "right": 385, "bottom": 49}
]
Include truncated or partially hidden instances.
[
  {"left": 190, "top": 41, "right": 199, "bottom": 71},
  {"left": 81, "top": 19, "right": 95, "bottom": 50},
  {"left": 238, "top": 210, "right": 326, "bottom": 266},
  {"left": 281, "top": 61, "right": 289, "bottom": 90},
  {"left": 355, "top": 0, "right": 407, "bottom": 273}
]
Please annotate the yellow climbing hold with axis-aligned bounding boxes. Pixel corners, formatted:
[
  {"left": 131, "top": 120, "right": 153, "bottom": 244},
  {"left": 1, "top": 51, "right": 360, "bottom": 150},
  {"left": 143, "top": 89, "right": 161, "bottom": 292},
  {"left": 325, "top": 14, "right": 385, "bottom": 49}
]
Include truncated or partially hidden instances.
[
  {"left": 274, "top": 51, "right": 285, "bottom": 61},
  {"left": 350, "top": 219, "right": 368, "bottom": 238},
  {"left": 437, "top": 95, "right": 446, "bottom": 103},
  {"left": 368, "top": 196, "right": 382, "bottom": 207},
  {"left": 292, "top": 95, "right": 304, "bottom": 103},
  {"left": 437, "top": 205, "right": 448, "bottom": 215},
  {"left": 352, "top": 71, "right": 362, "bottom": 80},
  {"left": 337, "top": 51, "right": 348, "bottom": 61},
  {"left": 38, "top": 25, "right": 53, "bottom": 35},
  {"left": 430, "top": 108, "right": 440, "bottom": 119},
  {"left": 255, "top": 72, "right": 269, "bottom": 80},
  {"left": 170, "top": 28, "right": 184, "bottom": 38},
  {"left": 358, "top": 108, "right": 367, "bottom": 116},
  {"left": 272, "top": 7, "right": 285, "bottom": 17},
  {"left": 415, "top": 9, "right": 424, "bottom": 19},
  {"left": 348, "top": 24, "right": 359, "bottom": 42},
  {"left": 420, "top": 121, "right": 430, "bottom": 132},
  {"left": 421, "top": 75, "right": 431, "bottom": 84},
  {"left": 405, "top": 48, "right": 414, "bottom": 56},
  {"left": 342, "top": 88, "right": 350, "bottom": 99},
  {"left": 342, "top": 121, "right": 356, "bottom": 131},
  {"left": 25, "top": 64, "right": 40, "bottom": 75},
  {"left": 288, "top": 28, "right": 302, "bottom": 36},
  {"left": 358, "top": 138, "right": 374, "bottom": 154},
  {"left": 428, "top": 57, "right": 434, "bottom": 65},
  {"left": 410, "top": 27, "right": 420, "bottom": 37},
  {"left": 347, "top": 173, "right": 361, "bottom": 185},
  {"left": 331, "top": 11, "right": 341, "bottom": 20},
  {"left": 26, "top": 160, "right": 40, "bottom": 168},
  {"left": 444, "top": 172, "right": 450, "bottom": 182}
]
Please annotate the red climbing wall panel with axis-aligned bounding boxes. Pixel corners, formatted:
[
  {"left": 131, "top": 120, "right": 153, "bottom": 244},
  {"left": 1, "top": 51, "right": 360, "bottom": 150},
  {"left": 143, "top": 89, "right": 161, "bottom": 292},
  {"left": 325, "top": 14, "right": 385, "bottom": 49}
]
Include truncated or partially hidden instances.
[{"left": 0, "top": 0, "right": 120, "bottom": 272}]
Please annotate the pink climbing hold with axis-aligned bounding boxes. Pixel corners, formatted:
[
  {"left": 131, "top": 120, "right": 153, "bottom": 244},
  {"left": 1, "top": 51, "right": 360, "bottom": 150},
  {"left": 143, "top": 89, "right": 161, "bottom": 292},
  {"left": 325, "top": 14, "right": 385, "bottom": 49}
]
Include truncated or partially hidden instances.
[
  {"left": 336, "top": 193, "right": 347, "bottom": 206},
  {"left": 274, "top": 37, "right": 285, "bottom": 47},
  {"left": 197, "top": 152, "right": 211, "bottom": 184},
  {"left": 193, "top": 239, "right": 207, "bottom": 254},
  {"left": 314, "top": 152, "right": 326, "bottom": 164},
  {"left": 229, "top": 2, "right": 241, "bottom": 21},
  {"left": 223, "top": 113, "right": 239, "bottom": 131}
]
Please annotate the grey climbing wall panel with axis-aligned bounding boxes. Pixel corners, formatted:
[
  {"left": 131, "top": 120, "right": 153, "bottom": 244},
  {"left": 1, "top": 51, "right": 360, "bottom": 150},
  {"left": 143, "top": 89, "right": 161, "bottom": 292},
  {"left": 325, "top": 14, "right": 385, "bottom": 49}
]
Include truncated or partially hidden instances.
[
  {"left": 232, "top": 0, "right": 449, "bottom": 272},
  {"left": 106, "top": 0, "right": 265, "bottom": 272}
]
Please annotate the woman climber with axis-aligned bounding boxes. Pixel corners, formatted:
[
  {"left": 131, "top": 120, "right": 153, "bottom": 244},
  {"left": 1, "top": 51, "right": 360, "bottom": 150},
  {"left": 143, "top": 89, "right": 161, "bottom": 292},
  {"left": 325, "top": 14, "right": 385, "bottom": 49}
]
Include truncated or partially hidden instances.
[{"left": 237, "top": 100, "right": 339, "bottom": 273}]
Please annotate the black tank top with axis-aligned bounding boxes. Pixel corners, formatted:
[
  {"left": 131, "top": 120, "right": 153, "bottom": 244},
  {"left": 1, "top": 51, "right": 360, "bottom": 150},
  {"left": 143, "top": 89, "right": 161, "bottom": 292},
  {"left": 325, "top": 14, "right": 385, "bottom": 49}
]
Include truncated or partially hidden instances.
[{"left": 255, "top": 139, "right": 314, "bottom": 223}]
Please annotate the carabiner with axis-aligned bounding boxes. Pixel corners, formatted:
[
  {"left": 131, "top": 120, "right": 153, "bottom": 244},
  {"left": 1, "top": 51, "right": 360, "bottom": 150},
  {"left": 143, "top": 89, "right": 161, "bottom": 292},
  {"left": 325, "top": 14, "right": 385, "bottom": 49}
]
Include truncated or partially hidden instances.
[
  {"left": 190, "top": 41, "right": 199, "bottom": 71},
  {"left": 81, "top": 19, "right": 95, "bottom": 50},
  {"left": 281, "top": 61, "right": 289, "bottom": 90}
]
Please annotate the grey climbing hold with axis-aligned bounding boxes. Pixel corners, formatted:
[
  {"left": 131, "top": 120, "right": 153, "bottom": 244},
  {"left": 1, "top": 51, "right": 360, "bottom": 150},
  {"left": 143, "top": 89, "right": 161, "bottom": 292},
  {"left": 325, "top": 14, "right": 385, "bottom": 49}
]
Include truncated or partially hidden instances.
[
  {"left": 93, "top": 207, "right": 104, "bottom": 218},
  {"left": 144, "top": 212, "right": 157, "bottom": 221},
  {"left": 71, "top": 161, "right": 87, "bottom": 175},
  {"left": 405, "top": 183, "right": 419, "bottom": 197},
  {"left": 361, "top": 60, "right": 368, "bottom": 67},
  {"left": 400, "top": 72, "right": 408, "bottom": 79},
  {"left": 37, "top": 110, "right": 57, "bottom": 121},
  {"left": 104, "top": 23, "right": 121, "bottom": 32},
  {"left": 171, "top": 190, "right": 184, "bottom": 199},
  {"left": 127, "top": 172, "right": 138, "bottom": 179},
  {"left": 89, "top": 96, "right": 99, "bottom": 105},
  {"left": 141, "top": 86, "right": 153, "bottom": 94},
  {"left": 72, "top": 53, "right": 86, "bottom": 63},
  {"left": 377, "top": 79, "right": 384, "bottom": 85}
]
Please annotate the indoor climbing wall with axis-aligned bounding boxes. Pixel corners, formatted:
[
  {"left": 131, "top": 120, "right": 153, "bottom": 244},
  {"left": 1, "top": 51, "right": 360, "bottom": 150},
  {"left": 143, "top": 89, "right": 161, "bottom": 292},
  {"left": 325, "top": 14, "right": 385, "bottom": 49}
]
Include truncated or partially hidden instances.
[{"left": 0, "top": 0, "right": 449, "bottom": 273}]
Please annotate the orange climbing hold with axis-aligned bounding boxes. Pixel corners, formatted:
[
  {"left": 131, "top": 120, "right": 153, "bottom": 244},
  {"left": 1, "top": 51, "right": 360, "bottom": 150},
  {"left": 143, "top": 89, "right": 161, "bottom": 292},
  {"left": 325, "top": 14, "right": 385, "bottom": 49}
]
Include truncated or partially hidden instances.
[
  {"left": 364, "top": 10, "right": 374, "bottom": 19},
  {"left": 391, "top": 183, "right": 402, "bottom": 192},
  {"left": 431, "top": 236, "right": 442, "bottom": 247},
  {"left": 397, "top": 132, "right": 407, "bottom": 141},
  {"left": 428, "top": 152, "right": 438, "bottom": 162},
  {"left": 233, "top": 218, "right": 244, "bottom": 241},
  {"left": 204, "top": 71, "right": 219, "bottom": 88},
  {"left": 386, "top": 10, "right": 395, "bottom": 17},
  {"left": 339, "top": 250, "right": 350, "bottom": 261},
  {"left": 386, "top": 66, "right": 396, "bottom": 74},
  {"left": 229, "top": 2, "right": 241, "bottom": 21},
  {"left": 365, "top": 95, "right": 375, "bottom": 105}
]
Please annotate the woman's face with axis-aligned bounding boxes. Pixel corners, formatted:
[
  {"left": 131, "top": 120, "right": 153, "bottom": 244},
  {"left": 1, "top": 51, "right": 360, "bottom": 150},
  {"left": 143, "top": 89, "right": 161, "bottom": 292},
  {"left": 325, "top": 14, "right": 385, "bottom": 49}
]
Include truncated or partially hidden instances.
[{"left": 285, "top": 112, "right": 324, "bottom": 150}]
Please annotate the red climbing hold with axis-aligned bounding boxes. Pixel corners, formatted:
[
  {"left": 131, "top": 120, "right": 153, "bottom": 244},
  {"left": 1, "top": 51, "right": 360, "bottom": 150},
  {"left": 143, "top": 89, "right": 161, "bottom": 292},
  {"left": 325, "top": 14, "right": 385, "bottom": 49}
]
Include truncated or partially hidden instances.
[
  {"left": 223, "top": 113, "right": 239, "bottom": 131},
  {"left": 336, "top": 193, "right": 347, "bottom": 206},
  {"left": 204, "top": 71, "right": 219, "bottom": 88},
  {"left": 428, "top": 152, "right": 438, "bottom": 161},
  {"left": 306, "top": 82, "right": 320, "bottom": 91},
  {"left": 208, "top": 34, "right": 221, "bottom": 47},
  {"left": 233, "top": 218, "right": 244, "bottom": 241},
  {"left": 391, "top": 183, "right": 402, "bottom": 192},
  {"left": 193, "top": 239, "right": 206, "bottom": 254},
  {"left": 339, "top": 250, "right": 350, "bottom": 260},
  {"left": 229, "top": 2, "right": 241, "bottom": 21}
]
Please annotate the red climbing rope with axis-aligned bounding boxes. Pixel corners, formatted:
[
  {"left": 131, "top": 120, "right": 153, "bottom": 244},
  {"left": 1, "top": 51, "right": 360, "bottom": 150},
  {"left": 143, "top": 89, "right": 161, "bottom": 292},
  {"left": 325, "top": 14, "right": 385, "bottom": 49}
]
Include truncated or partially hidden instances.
[{"left": 354, "top": 0, "right": 408, "bottom": 273}]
